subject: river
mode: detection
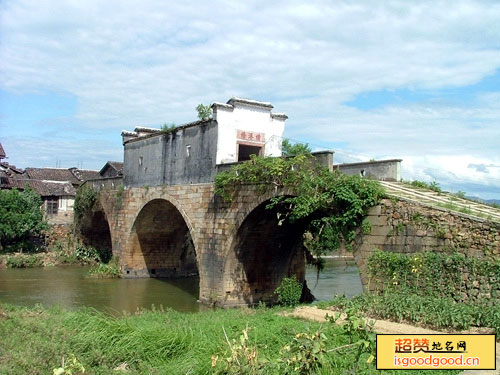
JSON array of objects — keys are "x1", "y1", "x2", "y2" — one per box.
[{"x1": 0, "y1": 258, "x2": 362, "y2": 314}]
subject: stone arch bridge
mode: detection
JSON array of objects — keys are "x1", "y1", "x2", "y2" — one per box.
[{"x1": 81, "y1": 178, "x2": 500, "y2": 307}]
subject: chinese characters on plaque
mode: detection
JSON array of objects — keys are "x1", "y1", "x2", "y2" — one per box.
[{"x1": 237, "y1": 130, "x2": 265, "y2": 143}]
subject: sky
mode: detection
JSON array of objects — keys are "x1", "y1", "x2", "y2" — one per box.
[{"x1": 0, "y1": 0, "x2": 499, "y2": 199}]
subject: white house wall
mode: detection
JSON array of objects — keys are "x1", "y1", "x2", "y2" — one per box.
[{"x1": 214, "y1": 99, "x2": 286, "y2": 165}]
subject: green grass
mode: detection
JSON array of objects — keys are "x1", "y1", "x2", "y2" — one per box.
[
  {"x1": 317, "y1": 293, "x2": 500, "y2": 335},
  {"x1": 4, "y1": 253, "x2": 43, "y2": 268},
  {"x1": 0, "y1": 303, "x2": 460, "y2": 375},
  {"x1": 87, "y1": 257, "x2": 121, "y2": 278}
]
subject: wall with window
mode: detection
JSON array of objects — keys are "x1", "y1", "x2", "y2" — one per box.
[{"x1": 43, "y1": 195, "x2": 75, "y2": 225}]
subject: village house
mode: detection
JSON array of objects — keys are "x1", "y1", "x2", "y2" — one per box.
[{"x1": 0, "y1": 142, "x2": 102, "y2": 225}]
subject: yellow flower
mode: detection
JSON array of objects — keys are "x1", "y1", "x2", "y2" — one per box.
[{"x1": 211, "y1": 354, "x2": 218, "y2": 367}]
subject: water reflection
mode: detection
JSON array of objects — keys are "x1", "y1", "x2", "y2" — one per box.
[
  {"x1": 0, "y1": 258, "x2": 363, "y2": 314},
  {"x1": 0, "y1": 266, "x2": 199, "y2": 315},
  {"x1": 305, "y1": 257, "x2": 363, "y2": 301}
]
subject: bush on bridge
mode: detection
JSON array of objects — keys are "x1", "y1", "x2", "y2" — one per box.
[
  {"x1": 73, "y1": 184, "x2": 98, "y2": 225},
  {"x1": 214, "y1": 154, "x2": 385, "y2": 264}
]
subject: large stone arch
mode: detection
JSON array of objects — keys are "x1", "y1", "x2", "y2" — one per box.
[
  {"x1": 221, "y1": 194, "x2": 309, "y2": 306},
  {"x1": 122, "y1": 196, "x2": 198, "y2": 278},
  {"x1": 221, "y1": 187, "x2": 296, "y2": 252}
]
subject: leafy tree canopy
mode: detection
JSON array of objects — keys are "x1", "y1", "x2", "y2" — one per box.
[
  {"x1": 214, "y1": 154, "x2": 384, "y2": 266},
  {"x1": 0, "y1": 188, "x2": 47, "y2": 249},
  {"x1": 281, "y1": 139, "x2": 312, "y2": 156}
]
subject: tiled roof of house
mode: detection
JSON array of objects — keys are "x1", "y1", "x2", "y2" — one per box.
[
  {"x1": 0, "y1": 162, "x2": 24, "y2": 175},
  {"x1": 25, "y1": 168, "x2": 81, "y2": 185},
  {"x1": 0, "y1": 170, "x2": 11, "y2": 188},
  {"x1": 24, "y1": 167, "x2": 99, "y2": 185},
  {"x1": 69, "y1": 168, "x2": 100, "y2": 182},
  {"x1": 99, "y1": 161, "x2": 123, "y2": 176},
  {"x1": 10, "y1": 178, "x2": 76, "y2": 196},
  {"x1": 108, "y1": 161, "x2": 123, "y2": 172},
  {"x1": 0, "y1": 143, "x2": 5, "y2": 159}
]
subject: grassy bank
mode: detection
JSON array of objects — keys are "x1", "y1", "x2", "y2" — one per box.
[
  {"x1": 317, "y1": 293, "x2": 500, "y2": 336},
  {"x1": 0, "y1": 228, "x2": 117, "y2": 275},
  {"x1": 0, "y1": 303, "x2": 460, "y2": 375}
]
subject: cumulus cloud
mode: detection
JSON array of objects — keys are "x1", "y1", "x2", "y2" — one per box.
[{"x1": 0, "y1": 0, "x2": 499, "y2": 197}]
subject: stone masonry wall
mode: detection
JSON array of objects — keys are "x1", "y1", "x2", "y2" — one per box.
[{"x1": 354, "y1": 198, "x2": 500, "y2": 301}]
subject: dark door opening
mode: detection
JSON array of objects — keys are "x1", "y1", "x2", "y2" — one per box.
[{"x1": 238, "y1": 144, "x2": 262, "y2": 162}]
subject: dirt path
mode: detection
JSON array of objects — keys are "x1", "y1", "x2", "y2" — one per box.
[{"x1": 285, "y1": 306, "x2": 499, "y2": 375}]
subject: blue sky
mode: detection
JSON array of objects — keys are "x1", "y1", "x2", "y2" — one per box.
[{"x1": 0, "y1": 0, "x2": 499, "y2": 199}]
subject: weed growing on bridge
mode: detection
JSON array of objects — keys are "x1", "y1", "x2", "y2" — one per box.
[
  {"x1": 114, "y1": 184, "x2": 124, "y2": 210},
  {"x1": 367, "y1": 250, "x2": 500, "y2": 304},
  {"x1": 214, "y1": 154, "x2": 384, "y2": 267},
  {"x1": 74, "y1": 185, "x2": 98, "y2": 225},
  {"x1": 160, "y1": 123, "x2": 177, "y2": 134}
]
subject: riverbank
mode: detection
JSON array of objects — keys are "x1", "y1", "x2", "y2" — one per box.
[{"x1": 0, "y1": 303, "x2": 459, "y2": 375}]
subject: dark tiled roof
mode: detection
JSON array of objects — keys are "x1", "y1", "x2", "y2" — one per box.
[
  {"x1": 25, "y1": 168, "x2": 81, "y2": 185},
  {"x1": 108, "y1": 161, "x2": 123, "y2": 172},
  {"x1": 69, "y1": 168, "x2": 100, "y2": 182},
  {"x1": 10, "y1": 178, "x2": 76, "y2": 196},
  {"x1": 0, "y1": 143, "x2": 5, "y2": 159},
  {"x1": 99, "y1": 161, "x2": 123, "y2": 177},
  {"x1": 0, "y1": 170, "x2": 11, "y2": 188},
  {"x1": 0, "y1": 162, "x2": 24, "y2": 175}
]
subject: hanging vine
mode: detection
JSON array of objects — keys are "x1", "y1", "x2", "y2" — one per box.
[{"x1": 214, "y1": 154, "x2": 385, "y2": 267}]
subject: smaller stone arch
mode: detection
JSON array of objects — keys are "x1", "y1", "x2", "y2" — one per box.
[
  {"x1": 122, "y1": 196, "x2": 198, "y2": 279},
  {"x1": 79, "y1": 201, "x2": 113, "y2": 262}
]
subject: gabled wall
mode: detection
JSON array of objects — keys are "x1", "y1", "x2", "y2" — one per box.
[{"x1": 213, "y1": 98, "x2": 286, "y2": 164}]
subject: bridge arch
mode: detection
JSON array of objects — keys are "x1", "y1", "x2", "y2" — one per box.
[
  {"x1": 222, "y1": 194, "x2": 308, "y2": 306},
  {"x1": 122, "y1": 196, "x2": 198, "y2": 278},
  {"x1": 79, "y1": 202, "x2": 113, "y2": 262}
]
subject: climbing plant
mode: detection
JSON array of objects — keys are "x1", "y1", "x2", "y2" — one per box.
[
  {"x1": 73, "y1": 185, "x2": 98, "y2": 225},
  {"x1": 214, "y1": 154, "x2": 384, "y2": 265}
]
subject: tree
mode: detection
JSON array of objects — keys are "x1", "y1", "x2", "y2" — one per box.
[
  {"x1": 0, "y1": 188, "x2": 48, "y2": 251},
  {"x1": 282, "y1": 139, "x2": 312, "y2": 156},
  {"x1": 196, "y1": 103, "x2": 213, "y2": 120}
]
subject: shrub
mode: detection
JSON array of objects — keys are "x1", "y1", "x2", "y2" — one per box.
[
  {"x1": 87, "y1": 257, "x2": 121, "y2": 278},
  {"x1": 275, "y1": 275, "x2": 302, "y2": 307},
  {"x1": 0, "y1": 188, "x2": 47, "y2": 250},
  {"x1": 6, "y1": 254, "x2": 43, "y2": 268}
]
